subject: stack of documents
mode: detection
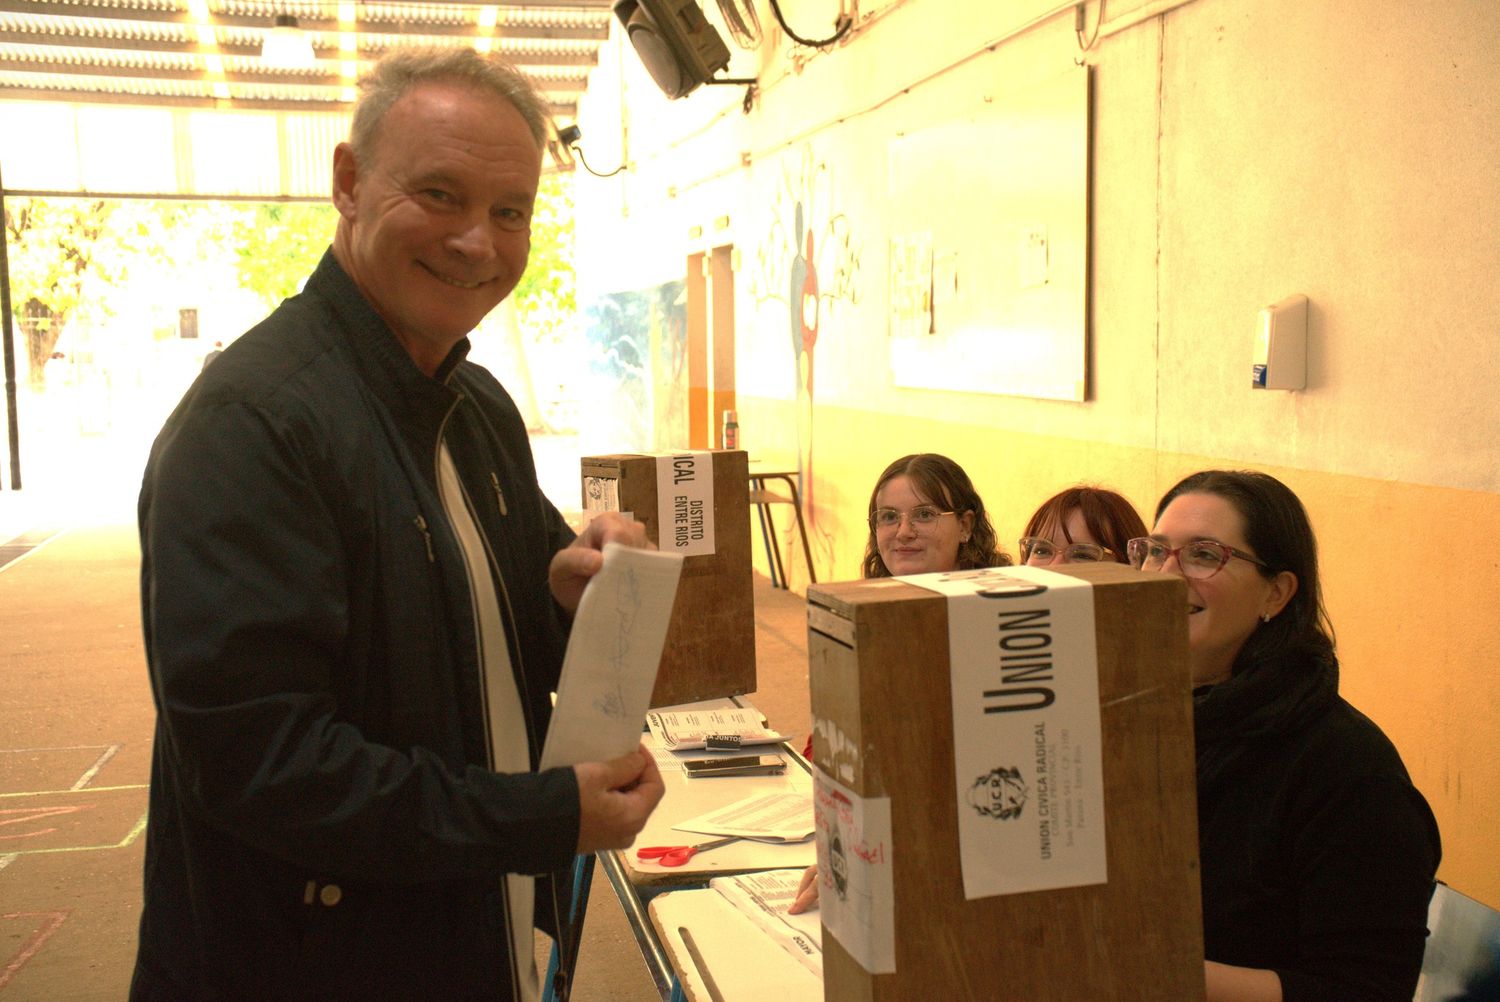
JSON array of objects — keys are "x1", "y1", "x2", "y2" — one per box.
[{"x1": 647, "y1": 707, "x2": 786, "y2": 750}]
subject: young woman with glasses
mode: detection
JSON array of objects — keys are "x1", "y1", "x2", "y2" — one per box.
[
  {"x1": 861, "y1": 453, "x2": 1010, "y2": 577},
  {"x1": 1018, "y1": 485, "x2": 1147, "y2": 567},
  {"x1": 1133, "y1": 470, "x2": 1439, "y2": 1002},
  {"x1": 791, "y1": 454, "x2": 1009, "y2": 915}
]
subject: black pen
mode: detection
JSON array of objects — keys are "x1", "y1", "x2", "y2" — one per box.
[{"x1": 678, "y1": 926, "x2": 727, "y2": 1002}]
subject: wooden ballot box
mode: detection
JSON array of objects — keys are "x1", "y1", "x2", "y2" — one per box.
[
  {"x1": 806, "y1": 563, "x2": 1203, "y2": 1001},
  {"x1": 580, "y1": 451, "x2": 755, "y2": 707}
]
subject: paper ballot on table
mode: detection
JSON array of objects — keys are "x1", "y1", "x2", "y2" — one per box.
[
  {"x1": 673, "y1": 792, "x2": 815, "y2": 842},
  {"x1": 540, "y1": 543, "x2": 684, "y2": 770},
  {"x1": 709, "y1": 869, "x2": 823, "y2": 978}
]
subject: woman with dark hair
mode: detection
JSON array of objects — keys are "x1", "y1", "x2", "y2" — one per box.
[
  {"x1": 1130, "y1": 470, "x2": 1439, "y2": 1002},
  {"x1": 861, "y1": 453, "x2": 1009, "y2": 578},
  {"x1": 1018, "y1": 485, "x2": 1147, "y2": 566}
]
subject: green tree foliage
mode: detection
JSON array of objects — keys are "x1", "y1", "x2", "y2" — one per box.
[
  {"x1": 512, "y1": 171, "x2": 575, "y2": 344},
  {"x1": 3, "y1": 181, "x2": 570, "y2": 389},
  {"x1": 231, "y1": 202, "x2": 338, "y2": 310},
  {"x1": 3, "y1": 197, "x2": 116, "y2": 384},
  {"x1": 226, "y1": 182, "x2": 572, "y2": 328}
]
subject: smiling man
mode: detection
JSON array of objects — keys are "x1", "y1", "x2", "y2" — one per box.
[
  {"x1": 133, "y1": 50, "x2": 663, "y2": 1001},
  {"x1": 331, "y1": 67, "x2": 540, "y2": 375}
]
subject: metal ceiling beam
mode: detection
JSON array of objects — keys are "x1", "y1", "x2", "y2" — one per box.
[
  {"x1": 0, "y1": 82, "x2": 578, "y2": 118},
  {"x1": 0, "y1": 57, "x2": 587, "y2": 90}
]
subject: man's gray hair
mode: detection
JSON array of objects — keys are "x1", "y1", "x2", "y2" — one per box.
[{"x1": 349, "y1": 48, "x2": 551, "y2": 163}]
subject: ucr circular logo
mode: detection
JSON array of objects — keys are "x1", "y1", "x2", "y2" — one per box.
[
  {"x1": 967, "y1": 766, "x2": 1029, "y2": 820},
  {"x1": 828, "y1": 827, "x2": 849, "y2": 900}
]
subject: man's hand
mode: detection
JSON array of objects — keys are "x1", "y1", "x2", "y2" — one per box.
[
  {"x1": 549, "y1": 512, "x2": 649, "y2": 614},
  {"x1": 574, "y1": 745, "x2": 665, "y2": 854}
]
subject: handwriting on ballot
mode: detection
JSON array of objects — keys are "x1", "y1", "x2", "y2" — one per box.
[
  {"x1": 812, "y1": 773, "x2": 894, "y2": 974},
  {"x1": 907, "y1": 565, "x2": 1107, "y2": 900},
  {"x1": 539, "y1": 543, "x2": 684, "y2": 770},
  {"x1": 655, "y1": 452, "x2": 716, "y2": 556}
]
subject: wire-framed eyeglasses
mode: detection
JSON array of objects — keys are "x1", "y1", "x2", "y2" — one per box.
[
  {"x1": 1019, "y1": 537, "x2": 1112, "y2": 565},
  {"x1": 1126, "y1": 537, "x2": 1269, "y2": 579},
  {"x1": 870, "y1": 505, "x2": 955, "y2": 532}
]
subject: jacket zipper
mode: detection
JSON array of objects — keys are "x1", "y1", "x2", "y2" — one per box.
[
  {"x1": 436, "y1": 389, "x2": 572, "y2": 997},
  {"x1": 491, "y1": 472, "x2": 508, "y2": 516},
  {"x1": 412, "y1": 515, "x2": 435, "y2": 563}
]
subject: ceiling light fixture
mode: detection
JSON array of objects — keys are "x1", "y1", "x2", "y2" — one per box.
[{"x1": 261, "y1": 14, "x2": 317, "y2": 70}]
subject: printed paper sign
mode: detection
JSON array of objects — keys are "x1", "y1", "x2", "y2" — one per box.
[
  {"x1": 812, "y1": 772, "x2": 894, "y2": 974},
  {"x1": 580, "y1": 476, "x2": 632, "y2": 529},
  {"x1": 583, "y1": 475, "x2": 620, "y2": 513},
  {"x1": 907, "y1": 565, "x2": 1106, "y2": 899},
  {"x1": 655, "y1": 452, "x2": 716, "y2": 556}
]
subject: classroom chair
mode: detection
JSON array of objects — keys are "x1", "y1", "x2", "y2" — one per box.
[
  {"x1": 748, "y1": 470, "x2": 815, "y2": 590},
  {"x1": 1415, "y1": 880, "x2": 1500, "y2": 1001}
]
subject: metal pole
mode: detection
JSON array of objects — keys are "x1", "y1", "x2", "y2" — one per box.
[{"x1": 0, "y1": 163, "x2": 22, "y2": 490}]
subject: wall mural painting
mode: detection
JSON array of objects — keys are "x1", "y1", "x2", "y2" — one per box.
[
  {"x1": 582, "y1": 280, "x2": 688, "y2": 453},
  {"x1": 748, "y1": 147, "x2": 863, "y2": 577}
]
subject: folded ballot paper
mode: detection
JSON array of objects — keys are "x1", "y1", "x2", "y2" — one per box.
[
  {"x1": 646, "y1": 707, "x2": 786, "y2": 751},
  {"x1": 540, "y1": 543, "x2": 684, "y2": 770}
]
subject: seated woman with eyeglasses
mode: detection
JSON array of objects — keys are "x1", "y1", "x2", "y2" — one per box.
[
  {"x1": 862, "y1": 453, "x2": 1010, "y2": 577},
  {"x1": 1130, "y1": 470, "x2": 1439, "y2": 1002},
  {"x1": 791, "y1": 455, "x2": 1006, "y2": 913},
  {"x1": 1017, "y1": 485, "x2": 1147, "y2": 567}
]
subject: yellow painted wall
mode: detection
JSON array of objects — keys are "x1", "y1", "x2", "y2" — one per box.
[
  {"x1": 575, "y1": 0, "x2": 1500, "y2": 904},
  {"x1": 784, "y1": 404, "x2": 1500, "y2": 905}
]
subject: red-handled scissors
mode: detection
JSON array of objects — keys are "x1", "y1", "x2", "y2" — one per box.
[{"x1": 635, "y1": 836, "x2": 742, "y2": 867}]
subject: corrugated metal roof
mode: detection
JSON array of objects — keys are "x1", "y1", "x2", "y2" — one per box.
[
  {"x1": 0, "y1": 0, "x2": 613, "y2": 195},
  {"x1": 0, "y1": 0, "x2": 610, "y2": 116}
]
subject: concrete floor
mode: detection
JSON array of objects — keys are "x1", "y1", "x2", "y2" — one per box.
[{"x1": 0, "y1": 502, "x2": 811, "y2": 1000}]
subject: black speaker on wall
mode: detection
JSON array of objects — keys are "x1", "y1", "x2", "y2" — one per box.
[{"x1": 613, "y1": 0, "x2": 731, "y2": 99}]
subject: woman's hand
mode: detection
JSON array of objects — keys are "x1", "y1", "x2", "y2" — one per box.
[
  {"x1": 787, "y1": 863, "x2": 820, "y2": 914},
  {"x1": 1203, "y1": 960, "x2": 1282, "y2": 1002}
]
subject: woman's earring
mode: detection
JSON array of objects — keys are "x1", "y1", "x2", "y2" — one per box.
[{"x1": 1261, "y1": 612, "x2": 1273, "y2": 623}]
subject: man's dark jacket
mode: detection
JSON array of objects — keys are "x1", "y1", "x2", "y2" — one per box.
[{"x1": 132, "y1": 252, "x2": 581, "y2": 1000}]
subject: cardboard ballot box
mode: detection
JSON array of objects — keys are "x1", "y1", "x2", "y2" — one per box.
[
  {"x1": 581, "y1": 451, "x2": 754, "y2": 707},
  {"x1": 806, "y1": 563, "x2": 1203, "y2": 1001}
]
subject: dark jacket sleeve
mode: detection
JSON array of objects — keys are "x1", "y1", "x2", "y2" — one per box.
[{"x1": 141, "y1": 396, "x2": 580, "y2": 884}]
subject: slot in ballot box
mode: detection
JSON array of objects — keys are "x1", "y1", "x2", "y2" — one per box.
[
  {"x1": 806, "y1": 563, "x2": 1204, "y2": 1001},
  {"x1": 581, "y1": 450, "x2": 755, "y2": 707}
]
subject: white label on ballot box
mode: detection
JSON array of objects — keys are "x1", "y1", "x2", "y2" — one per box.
[
  {"x1": 812, "y1": 772, "x2": 894, "y2": 974},
  {"x1": 910, "y1": 565, "x2": 1106, "y2": 899},
  {"x1": 655, "y1": 452, "x2": 716, "y2": 556},
  {"x1": 583, "y1": 475, "x2": 620, "y2": 512}
]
